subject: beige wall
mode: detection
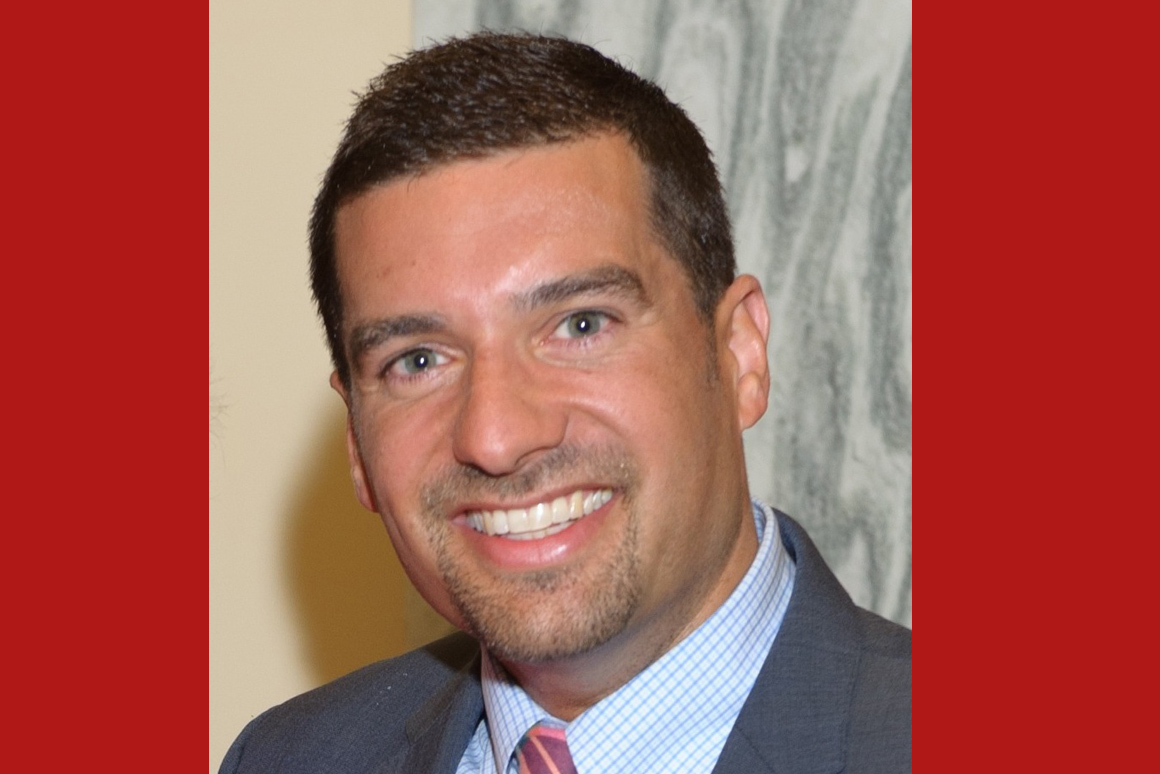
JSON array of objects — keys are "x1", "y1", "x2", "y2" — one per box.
[{"x1": 209, "y1": 1, "x2": 452, "y2": 769}]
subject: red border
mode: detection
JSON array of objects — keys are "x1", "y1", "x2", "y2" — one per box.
[
  {"x1": 924, "y1": 3, "x2": 1158, "y2": 769},
  {"x1": 8, "y1": 3, "x2": 207, "y2": 767}
]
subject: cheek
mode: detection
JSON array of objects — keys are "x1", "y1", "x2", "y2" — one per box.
[
  {"x1": 355, "y1": 401, "x2": 453, "y2": 502},
  {"x1": 377, "y1": 501, "x2": 468, "y2": 630},
  {"x1": 589, "y1": 356, "x2": 718, "y2": 442},
  {"x1": 355, "y1": 420, "x2": 454, "y2": 570},
  {"x1": 591, "y1": 357, "x2": 730, "y2": 502}
]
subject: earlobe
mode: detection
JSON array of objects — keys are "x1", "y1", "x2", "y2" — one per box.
[
  {"x1": 330, "y1": 371, "x2": 379, "y2": 513},
  {"x1": 720, "y1": 275, "x2": 771, "y2": 430}
]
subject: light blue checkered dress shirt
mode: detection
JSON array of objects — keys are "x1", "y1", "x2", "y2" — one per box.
[{"x1": 455, "y1": 499, "x2": 796, "y2": 774}]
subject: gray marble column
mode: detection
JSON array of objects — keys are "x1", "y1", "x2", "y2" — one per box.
[{"x1": 416, "y1": 0, "x2": 912, "y2": 626}]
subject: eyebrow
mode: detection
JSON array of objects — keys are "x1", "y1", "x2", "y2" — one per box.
[
  {"x1": 348, "y1": 314, "x2": 446, "y2": 364},
  {"x1": 346, "y1": 264, "x2": 650, "y2": 364},
  {"x1": 513, "y1": 264, "x2": 649, "y2": 311}
]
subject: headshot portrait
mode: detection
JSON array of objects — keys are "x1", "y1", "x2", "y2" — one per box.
[{"x1": 210, "y1": 2, "x2": 911, "y2": 772}]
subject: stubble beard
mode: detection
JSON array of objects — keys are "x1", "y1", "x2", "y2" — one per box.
[{"x1": 420, "y1": 445, "x2": 642, "y2": 663}]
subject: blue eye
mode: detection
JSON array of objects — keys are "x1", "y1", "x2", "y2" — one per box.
[
  {"x1": 556, "y1": 311, "x2": 607, "y2": 339},
  {"x1": 391, "y1": 348, "x2": 441, "y2": 375}
]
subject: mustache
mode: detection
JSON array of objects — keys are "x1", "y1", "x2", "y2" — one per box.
[{"x1": 421, "y1": 444, "x2": 636, "y2": 517}]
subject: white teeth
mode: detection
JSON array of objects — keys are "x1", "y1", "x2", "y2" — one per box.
[
  {"x1": 505, "y1": 522, "x2": 572, "y2": 541},
  {"x1": 507, "y1": 508, "x2": 528, "y2": 533},
  {"x1": 550, "y1": 496, "x2": 569, "y2": 524},
  {"x1": 491, "y1": 510, "x2": 508, "y2": 535},
  {"x1": 465, "y1": 488, "x2": 613, "y2": 539}
]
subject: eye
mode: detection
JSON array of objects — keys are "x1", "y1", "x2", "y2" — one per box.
[
  {"x1": 553, "y1": 310, "x2": 609, "y2": 340},
  {"x1": 387, "y1": 347, "x2": 445, "y2": 377}
]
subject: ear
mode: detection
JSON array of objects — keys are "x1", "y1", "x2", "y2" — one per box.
[
  {"x1": 330, "y1": 371, "x2": 378, "y2": 513},
  {"x1": 717, "y1": 275, "x2": 771, "y2": 430}
]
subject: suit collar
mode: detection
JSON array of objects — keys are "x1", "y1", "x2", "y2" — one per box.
[
  {"x1": 713, "y1": 511, "x2": 863, "y2": 774},
  {"x1": 397, "y1": 640, "x2": 485, "y2": 774}
]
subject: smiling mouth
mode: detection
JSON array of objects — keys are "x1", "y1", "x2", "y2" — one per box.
[{"x1": 464, "y1": 489, "x2": 613, "y2": 541}]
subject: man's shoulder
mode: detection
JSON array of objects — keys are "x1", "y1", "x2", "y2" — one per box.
[
  {"x1": 849, "y1": 605, "x2": 911, "y2": 706},
  {"x1": 279, "y1": 630, "x2": 478, "y2": 717},
  {"x1": 741, "y1": 508, "x2": 910, "y2": 772},
  {"x1": 777, "y1": 509, "x2": 911, "y2": 708},
  {"x1": 844, "y1": 608, "x2": 911, "y2": 770},
  {"x1": 854, "y1": 605, "x2": 912, "y2": 661},
  {"x1": 218, "y1": 632, "x2": 480, "y2": 773}
]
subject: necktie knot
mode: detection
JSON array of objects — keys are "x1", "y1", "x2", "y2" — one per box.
[{"x1": 515, "y1": 721, "x2": 578, "y2": 774}]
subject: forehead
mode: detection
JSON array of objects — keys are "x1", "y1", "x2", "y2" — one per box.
[{"x1": 333, "y1": 134, "x2": 672, "y2": 322}]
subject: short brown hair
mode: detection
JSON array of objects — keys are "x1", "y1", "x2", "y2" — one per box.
[{"x1": 310, "y1": 32, "x2": 736, "y2": 386}]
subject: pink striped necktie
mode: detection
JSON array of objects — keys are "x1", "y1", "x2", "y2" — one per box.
[{"x1": 514, "y1": 722, "x2": 578, "y2": 774}]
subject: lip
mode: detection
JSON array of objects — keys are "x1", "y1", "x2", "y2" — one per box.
[{"x1": 454, "y1": 490, "x2": 619, "y2": 570}]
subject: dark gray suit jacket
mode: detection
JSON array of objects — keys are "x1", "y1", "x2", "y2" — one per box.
[{"x1": 220, "y1": 512, "x2": 911, "y2": 773}]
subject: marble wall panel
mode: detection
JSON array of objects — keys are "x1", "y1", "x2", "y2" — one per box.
[{"x1": 416, "y1": 0, "x2": 912, "y2": 626}]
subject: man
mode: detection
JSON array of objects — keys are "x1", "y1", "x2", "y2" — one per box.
[{"x1": 221, "y1": 31, "x2": 910, "y2": 773}]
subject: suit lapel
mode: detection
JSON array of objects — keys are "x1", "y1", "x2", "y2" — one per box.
[
  {"x1": 390, "y1": 648, "x2": 485, "y2": 774},
  {"x1": 712, "y1": 513, "x2": 864, "y2": 774}
]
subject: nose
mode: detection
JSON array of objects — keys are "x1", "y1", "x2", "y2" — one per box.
[{"x1": 450, "y1": 351, "x2": 567, "y2": 476}]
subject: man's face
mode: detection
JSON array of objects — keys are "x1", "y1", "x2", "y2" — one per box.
[{"x1": 333, "y1": 134, "x2": 769, "y2": 669}]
